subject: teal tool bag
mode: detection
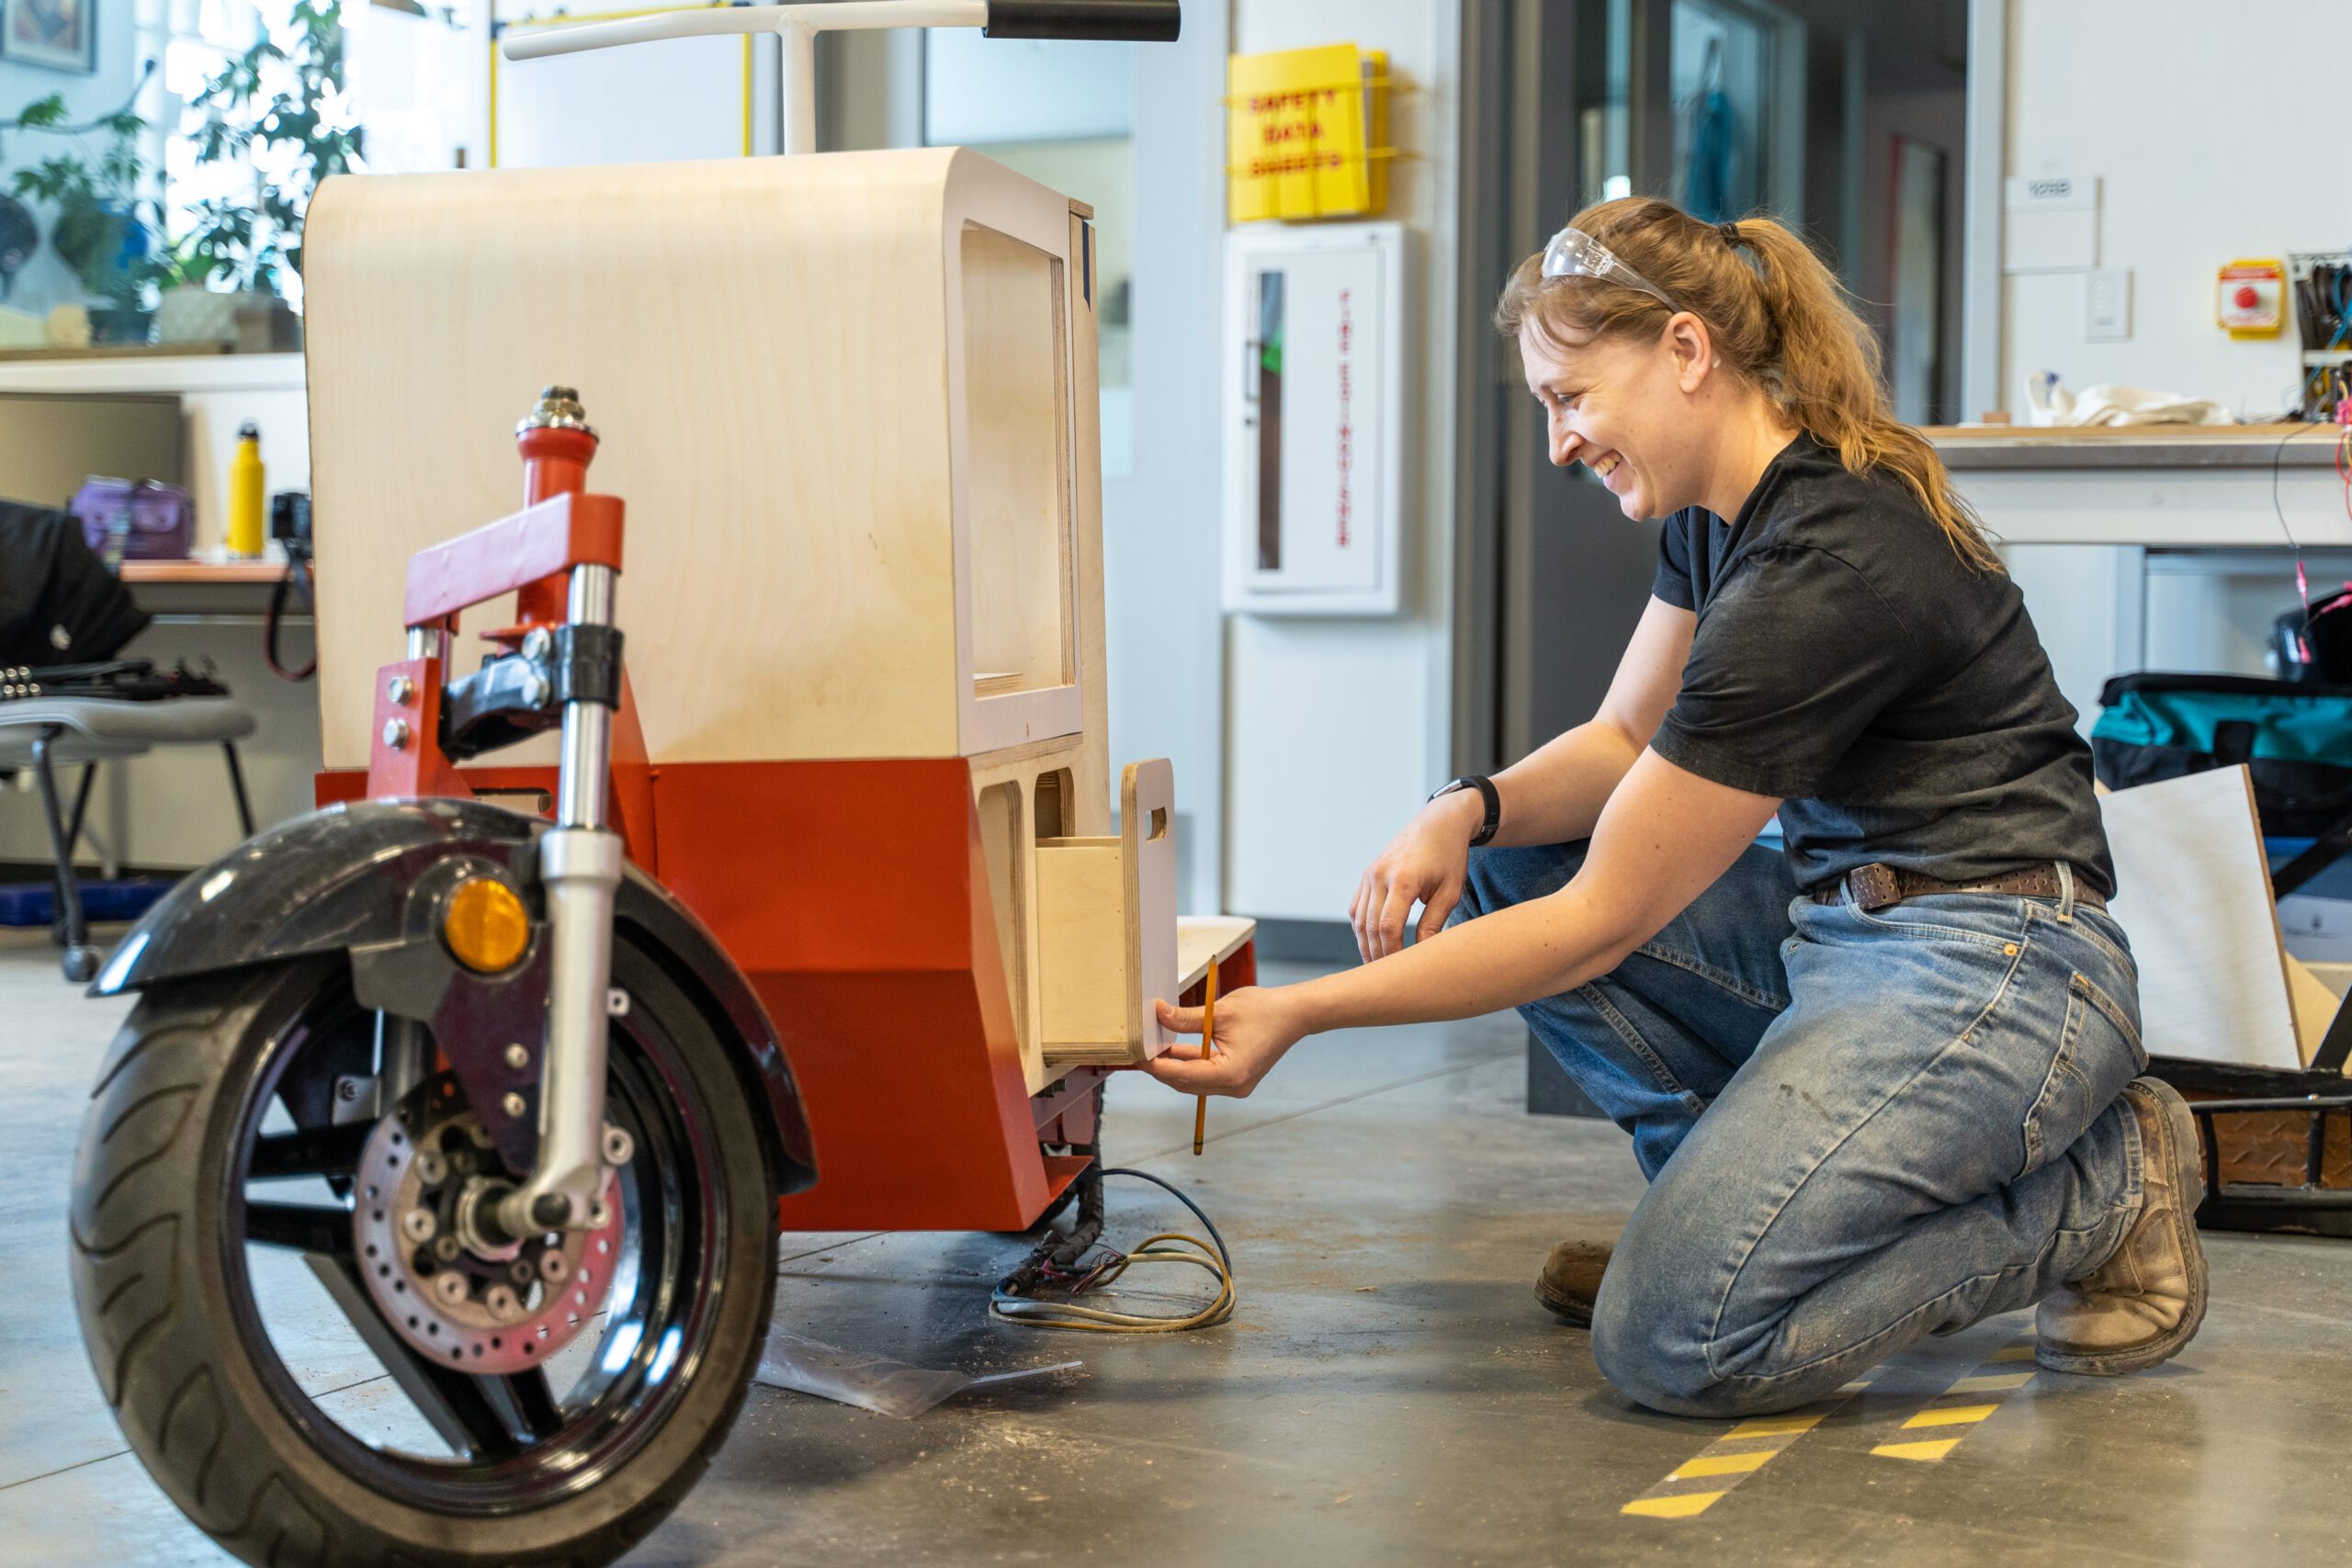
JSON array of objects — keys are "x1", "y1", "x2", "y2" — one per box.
[{"x1": 2092, "y1": 672, "x2": 2352, "y2": 837}]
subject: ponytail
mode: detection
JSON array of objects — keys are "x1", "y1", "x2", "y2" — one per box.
[{"x1": 1495, "y1": 198, "x2": 1999, "y2": 572}]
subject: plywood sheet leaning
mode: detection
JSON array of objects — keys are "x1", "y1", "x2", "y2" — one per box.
[
  {"x1": 2100, "y1": 765, "x2": 2305, "y2": 1070},
  {"x1": 2282, "y1": 953, "x2": 2345, "y2": 1068}
]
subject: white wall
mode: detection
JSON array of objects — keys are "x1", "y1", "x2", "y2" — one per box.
[
  {"x1": 1992, "y1": 0, "x2": 2352, "y2": 727},
  {"x1": 1223, "y1": 0, "x2": 1460, "y2": 922},
  {"x1": 2001, "y1": 0, "x2": 2352, "y2": 420},
  {"x1": 1102, "y1": 9, "x2": 1227, "y2": 918}
]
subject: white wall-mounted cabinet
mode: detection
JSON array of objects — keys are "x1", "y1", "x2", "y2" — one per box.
[{"x1": 1221, "y1": 221, "x2": 1407, "y2": 616}]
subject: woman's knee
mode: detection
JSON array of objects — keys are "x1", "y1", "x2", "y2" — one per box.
[
  {"x1": 1589, "y1": 1263, "x2": 1732, "y2": 1416},
  {"x1": 1589, "y1": 1288, "x2": 1804, "y2": 1418},
  {"x1": 1587, "y1": 1214, "x2": 1808, "y2": 1420}
]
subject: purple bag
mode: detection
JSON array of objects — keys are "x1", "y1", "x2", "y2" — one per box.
[{"x1": 71, "y1": 477, "x2": 196, "y2": 567}]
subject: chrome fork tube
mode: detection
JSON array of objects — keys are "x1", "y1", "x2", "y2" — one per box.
[
  {"x1": 556, "y1": 566, "x2": 615, "y2": 829},
  {"x1": 503, "y1": 562, "x2": 623, "y2": 1235}
]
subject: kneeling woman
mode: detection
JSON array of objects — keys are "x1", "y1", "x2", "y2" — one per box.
[{"x1": 1144, "y1": 197, "x2": 2203, "y2": 1417}]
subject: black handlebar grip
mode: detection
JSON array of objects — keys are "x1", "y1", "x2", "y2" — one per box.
[{"x1": 983, "y1": 2, "x2": 1182, "y2": 43}]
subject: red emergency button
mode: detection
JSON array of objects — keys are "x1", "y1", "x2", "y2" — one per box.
[{"x1": 2234, "y1": 285, "x2": 2260, "y2": 309}]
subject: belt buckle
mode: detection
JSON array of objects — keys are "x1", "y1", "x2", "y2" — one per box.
[{"x1": 1849, "y1": 863, "x2": 1903, "y2": 911}]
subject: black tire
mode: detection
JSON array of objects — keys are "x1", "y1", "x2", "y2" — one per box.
[{"x1": 67, "y1": 945, "x2": 779, "y2": 1567}]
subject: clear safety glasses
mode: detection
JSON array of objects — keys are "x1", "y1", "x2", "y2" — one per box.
[{"x1": 1541, "y1": 224, "x2": 1683, "y2": 314}]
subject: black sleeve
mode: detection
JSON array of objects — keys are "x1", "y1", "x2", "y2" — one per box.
[
  {"x1": 1651, "y1": 513, "x2": 1696, "y2": 609},
  {"x1": 1650, "y1": 545, "x2": 1917, "y2": 799}
]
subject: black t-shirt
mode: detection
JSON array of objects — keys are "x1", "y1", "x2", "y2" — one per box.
[{"x1": 1649, "y1": 434, "x2": 2116, "y2": 897}]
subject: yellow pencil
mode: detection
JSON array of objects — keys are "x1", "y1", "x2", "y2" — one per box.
[{"x1": 1193, "y1": 957, "x2": 1219, "y2": 1156}]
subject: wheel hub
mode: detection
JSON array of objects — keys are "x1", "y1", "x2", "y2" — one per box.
[{"x1": 353, "y1": 1073, "x2": 625, "y2": 1374}]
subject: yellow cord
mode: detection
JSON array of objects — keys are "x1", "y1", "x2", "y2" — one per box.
[{"x1": 989, "y1": 1233, "x2": 1235, "y2": 1333}]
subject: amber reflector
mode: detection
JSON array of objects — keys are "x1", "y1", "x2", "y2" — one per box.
[{"x1": 443, "y1": 878, "x2": 530, "y2": 972}]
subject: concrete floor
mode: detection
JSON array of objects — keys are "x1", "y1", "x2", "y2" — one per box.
[{"x1": 2, "y1": 927, "x2": 2347, "y2": 1567}]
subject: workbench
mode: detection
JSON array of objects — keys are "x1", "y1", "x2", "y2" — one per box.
[{"x1": 1931, "y1": 424, "x2": 2352, "y2": 745}]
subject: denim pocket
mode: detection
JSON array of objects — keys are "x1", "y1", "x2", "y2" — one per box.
[
  {"x1": 2073, "y1": 969, "x2": 2146, "y2": 1071},
  {"x1": 2022, "y1": 973, "x2": 2139, "y2": 1177}
]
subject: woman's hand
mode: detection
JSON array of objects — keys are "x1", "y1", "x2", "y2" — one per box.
[
  {"x1": 1351, "y1": 791, "x2": 1483, "y2": 963},
  {"x1": 1142, "y1": 986, "x2": 1310, "y2": 1099}
]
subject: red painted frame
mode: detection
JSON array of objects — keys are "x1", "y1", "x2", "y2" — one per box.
[{"x1": 325, "y1": 417, "x2": 1254, "y2": 1234}]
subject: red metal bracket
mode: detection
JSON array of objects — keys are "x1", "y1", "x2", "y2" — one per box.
[
  {"x1": 366, "y1": 656, "x2": 471, "y2": 801},
  {"x1": 402, "y1": 491, "x2": 626, "y2": 631}
]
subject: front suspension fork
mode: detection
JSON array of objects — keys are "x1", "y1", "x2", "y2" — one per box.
[{"x1": 501, "y1": 559, "x2": 625, "y2": 1237}]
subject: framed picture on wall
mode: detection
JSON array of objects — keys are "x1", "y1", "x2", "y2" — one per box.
[{"x1": 2, "y1": 0, "x2": 97, "y2": 74}]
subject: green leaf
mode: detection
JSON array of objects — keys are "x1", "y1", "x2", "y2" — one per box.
[{"x1": 16, "y1": 95, "x2": 69, "y2": 130}]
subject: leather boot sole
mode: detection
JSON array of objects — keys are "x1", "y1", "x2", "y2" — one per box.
[
  {"x1": 2037, "y1": 1081, "x2": 2210, "y2": 1377},
  {"x1": 1533, "y1": 1277, "x2": 1594, "y2": 1327},
  {"x1": 1533, "y1": 1236, "x2": 1609, "y2": 1327}
]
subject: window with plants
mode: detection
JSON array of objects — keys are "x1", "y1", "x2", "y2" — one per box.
[{"x1": 2, "y1": 0, "x2": 364, "y2": 351}]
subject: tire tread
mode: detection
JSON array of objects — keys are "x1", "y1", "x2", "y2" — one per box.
[{"x1": 68, "y1": 957, "x2": 776, "y2": 1568}]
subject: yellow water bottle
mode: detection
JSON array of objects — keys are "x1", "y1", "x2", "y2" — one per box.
[{"x1": 227, "y1": 421, "x2": 266, "y2": 558}]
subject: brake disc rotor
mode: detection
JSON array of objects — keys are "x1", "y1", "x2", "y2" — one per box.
[{"x1": 352, "y1": 1073, "x2": 626, "y2": 1376}]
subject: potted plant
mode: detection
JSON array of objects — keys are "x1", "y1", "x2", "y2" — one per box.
[
  {"x1": 164, "y1": 0, "x2": 364, "y2": 349},
  {"x1": 5, "y1": 96, "x2": 165, "y2": 345},
  {"x1": 151, "y1": 230, "x2": 239, "y2": 345}
]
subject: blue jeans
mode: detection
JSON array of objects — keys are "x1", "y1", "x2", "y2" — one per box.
[{"x1": 1461, "y1": 840, "x2": 2150, "y2": 1417}]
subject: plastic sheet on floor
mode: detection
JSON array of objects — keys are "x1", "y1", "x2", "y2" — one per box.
[{"x1": 753, "y1": 1328, "x2": 1082, "y2": 1418}]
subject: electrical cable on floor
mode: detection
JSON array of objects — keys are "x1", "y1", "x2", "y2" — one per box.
[{"x1": 990, "y1": 1166, "x2": 1235, "y2": 1333}]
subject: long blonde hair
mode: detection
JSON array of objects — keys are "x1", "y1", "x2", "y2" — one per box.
[{"x1": 1495, "y1": 197, "x2": 1998, "y2": 572}]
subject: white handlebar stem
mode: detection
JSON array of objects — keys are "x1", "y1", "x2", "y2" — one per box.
[{"x1": 502, "y1": 1, "x2": 990, "y2": 154}]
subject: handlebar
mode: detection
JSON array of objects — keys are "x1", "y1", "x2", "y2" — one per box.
[
  {"x1": 501, "y1": 0, "x2": 1180, "y2": 154},
  {"x1": 503, "y1": 1, "x2": 1178, "y2": 62},
  {"x1": 983, "y1": 1, "x2": 1181, "y2": 40}
]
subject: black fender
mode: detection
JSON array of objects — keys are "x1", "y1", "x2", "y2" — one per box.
[{"x1": 95, "y1": 796, "x2": 815, "y2": 1197}]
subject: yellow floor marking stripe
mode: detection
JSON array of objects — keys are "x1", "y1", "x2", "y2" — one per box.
[
  {"x1": 1942, "y1": 1371, "x2": 2036, "y2": 1395},
  {"x1": 1725, "y1": 1413, "x2": 1825, "y2": 1438},
  {"x1": 1623, "y1": 1492, "x2": 1727, "y2": 1519},
  {"x1": 1671, "y1": 1449, "x2": 1777, "y2": 1480},
  {"x1": 1903, "y1": 1403, "x2": 1999, "y2": 1428},
  {"x1": 1871, "y1": 1437, "x2": 1963, "y2": 1462},
  {"x1": 1622, "y1": 1383, "x2": 1872, "y2": 1520},
  {"x1": 1868, "y1": 1331, "x2": 2040, "y2": 1465}
]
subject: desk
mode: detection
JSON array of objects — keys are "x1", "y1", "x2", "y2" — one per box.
[
  {"x1": 119, "y1": 560, "x2": 300, "y2": 628},
  {"x1": 1928, "y1": 424, "x2": 2352, "y2": 751},
  {"x1": 1930, "y1": 425, "x2": 2350, "y2": 547},
  {"x1": 119, "y1": 560, "x2": 288, "y2": 584}
]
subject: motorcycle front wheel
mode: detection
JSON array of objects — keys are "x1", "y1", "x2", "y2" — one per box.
[{"x1": 67, "y1": 941, "x2": 779, "y2": 1567}]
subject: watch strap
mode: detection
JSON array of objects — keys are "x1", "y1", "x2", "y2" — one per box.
[{"x1": 1430, "y1": 774, "x2": 1500, "y2": 848}]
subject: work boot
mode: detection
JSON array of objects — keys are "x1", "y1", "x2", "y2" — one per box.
[
  {"x1": 1535, "y1": 1236, "x2": 1612, "y2": 1327},
  {"x1": 2036, "y1": 1077, "x2": 2210, "y2": 1376}
]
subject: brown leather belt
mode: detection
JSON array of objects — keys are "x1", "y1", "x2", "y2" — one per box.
[{"x1": 1810, "y1": 862, "x2": 2106, "y2": 913}]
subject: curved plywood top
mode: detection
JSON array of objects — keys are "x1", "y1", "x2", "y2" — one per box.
[{"x1": 303, "y1": 147, "x2": 1091, "y2": 769}]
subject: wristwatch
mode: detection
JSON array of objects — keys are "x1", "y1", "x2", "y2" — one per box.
[{"x1": 1428, "y1": 775, "x2": 1500, "y2": 848}]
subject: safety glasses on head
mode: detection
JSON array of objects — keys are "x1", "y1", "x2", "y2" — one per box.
[{"x1": 1541, "y1": 224, "x2": 1683, "y2": 314}]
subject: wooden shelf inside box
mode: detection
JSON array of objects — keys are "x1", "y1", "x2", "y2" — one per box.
[{"x1": 1036, "y1": 759, "x2": 1176, "y2": 1067}]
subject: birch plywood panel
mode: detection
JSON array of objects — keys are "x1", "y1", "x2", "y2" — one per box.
[
  {"x1": 302, "y1": 148, "x2": 1081, "y2": 769},
  {"x1": 1036, "y1": 759, "x2": 1176, "y2": 1067},
  {"x1": 961, "y1": 224, "x2": 1072, "y2": 697},
  {"x1": 1036, "y1": 836, "x2": 1125, "y2": 1047},
  {"x1": 2100, "y1": 766, "x2": 2303, "y2": 1070}
]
